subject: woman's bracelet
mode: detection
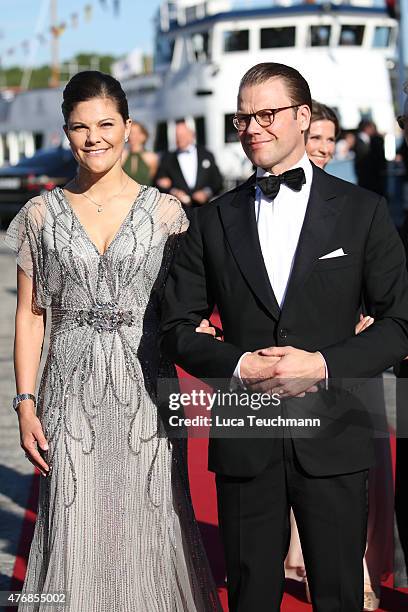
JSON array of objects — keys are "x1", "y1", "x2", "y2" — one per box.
[{"x1": 13, "y1": 393, "x2": 36, "y2": 412}]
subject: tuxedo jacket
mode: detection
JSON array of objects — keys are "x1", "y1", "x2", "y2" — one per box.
[
  {"x1": 155, "y1": 145, "x2": 223, "y2": 206},
  {"x1": 161, "y1": 165, "x2": 408, "y2": 478},
  {"x1": 354, "y1": 134, "x2": 386, "y2": 196}
]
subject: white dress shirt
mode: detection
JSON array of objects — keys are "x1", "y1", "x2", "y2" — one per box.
[
  {"x1": 233, "y1": 153, "x2": 327, "y2": 381},
  {"x1": 256, "y1": 152, "x2": 312, "y2": 307},
  {"x1": 177, "y1": 144, "x2": 198, "y2": 190}
]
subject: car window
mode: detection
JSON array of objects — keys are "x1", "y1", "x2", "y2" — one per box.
[{"x1": 17, "y1": 148, "x2": 73, "y2": 168}]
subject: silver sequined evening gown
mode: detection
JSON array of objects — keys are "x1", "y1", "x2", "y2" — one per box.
[{"x1": 5, "y1": 186, "x2": 221, "y2": 612}]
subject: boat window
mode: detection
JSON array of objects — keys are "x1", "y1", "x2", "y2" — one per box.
[
  {"x1": 34, "y1": 133, "x2": 44, "y2": 150},
  {"x1": 186, "y1": 5, "x2": 198, "y2": 23},
  {"x1": 309, "y1": 25, "x2": 331, "y2": 47},
  {"x1": 194, "y1": 116, "x2": 206, "y2": 146},
  {"x1": 155, "y1": 36, "x2": 175, "y2": 65},
  {"x1": 339, "y1": 25, "x2": 365, "y2": 46},
  {"x1": 154, "y1": 122, "x2": 168, "y2": 153},
  {"x1": 373, "y1": 26, "x2": 391, "y2": 48},
  {"x1": 260, "y1": 27, "x2": 295, "y2": 49},
  {"x1": 225, "y1": 114, "x2": 239, "y2": 143},
  {"x1": 2, "y1": 135, "x2": 10, "y2": 163},
  {"x1": 192, "y1": 32, "x2": 210, "y2": 61},
  {"x1": 223, "y1": 30, "x2": 249, "y2": 53},
  {"x1": 359, "y1": 108, "x2": 373, "y2": 122}
]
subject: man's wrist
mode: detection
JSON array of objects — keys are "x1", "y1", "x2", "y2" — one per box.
[{"x1": 231, "y1": 352, "x2": 251, "y2": 389}]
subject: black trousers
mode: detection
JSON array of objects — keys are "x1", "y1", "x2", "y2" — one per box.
[{"x1": 216, "y1": 437, "x2": 368, "y2": 612}]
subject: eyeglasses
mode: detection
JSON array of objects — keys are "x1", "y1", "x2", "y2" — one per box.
[
  {"x1": 232, "y1": 105, "x2": 299, "y2": 131},
  {"x1": 397, "y1": 115, "x2": 407, "y2": 130}
]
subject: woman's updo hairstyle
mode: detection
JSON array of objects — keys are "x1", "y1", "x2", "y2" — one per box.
[{"x1": 62, "y1": 70, "x2": 129, "y2": 124}]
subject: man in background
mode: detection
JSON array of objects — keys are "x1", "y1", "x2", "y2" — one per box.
[
  {"x1": 354, "y1": 119, "x2": 387, "y2": 196},
  {"x1": 155, "y1": 120, "x2": 223, "y2": 216}
]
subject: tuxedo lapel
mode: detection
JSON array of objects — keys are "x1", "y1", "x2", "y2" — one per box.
[
  {"x1": 282, "y1": 166, "x2": 344, "y2": 310},
  {"x1": 219, "y1": 175, "x2": 281, "y2": 320},
  {"x1": 171, "y1": 153, "x2": 191, "y2": 193},
  {"x1": 195, "y1": 146, "x2": 204, "y2": 190}
]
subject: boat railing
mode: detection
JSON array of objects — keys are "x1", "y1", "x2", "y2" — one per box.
[{"x1": 158, "y1": 1, "x2": 388, "y2": 33}]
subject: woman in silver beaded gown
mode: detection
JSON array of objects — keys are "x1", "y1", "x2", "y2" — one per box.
[{"x1": 5, "y1": 71, "x2": 221, "y2": 612}]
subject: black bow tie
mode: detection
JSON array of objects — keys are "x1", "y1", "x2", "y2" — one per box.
[{"x1": 256, "y1": 167, "x2": 306, "y2": 200}]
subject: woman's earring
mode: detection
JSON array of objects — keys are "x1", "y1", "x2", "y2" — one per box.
[{"x1": 125, "y1": 136, "x2": 129, "y2": 143}]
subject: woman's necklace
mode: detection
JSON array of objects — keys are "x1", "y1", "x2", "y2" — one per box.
[{"x1": 75, "y1": 175, "x2": 129, "y2": 213}]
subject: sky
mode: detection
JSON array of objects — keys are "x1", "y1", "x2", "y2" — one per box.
[
  {"x1": 0, "y1": 0, "x2": 162, "y2": 69},
  {"x1": 0, "y1": 0, "x2": 405, "y2": 70}
]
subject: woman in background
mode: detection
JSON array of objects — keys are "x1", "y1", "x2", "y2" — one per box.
[
  {"x1": 305, "y1": 100, "x2": 339, "y2": 169},
  {"x1": 289, "y1": 101, "x2": 393, "y2": 611},
  {"x1": 122, "y1": 120, "x2": 158, "y2": 185}
]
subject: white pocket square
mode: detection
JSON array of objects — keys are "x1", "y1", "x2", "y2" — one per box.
[{"x1": 319, "y1": 248, "x2": 347, "y2": 260}]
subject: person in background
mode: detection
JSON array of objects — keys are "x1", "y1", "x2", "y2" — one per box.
[
  {"x1": 122, "y1": 120, "x2": 158, "y2": 185},
  {"x1": 354, "y1": 119, "x2": 387, "y2": 197},
  {"x1": 394, "y1": 88, "x2": 408, "y2": 590},
  {"x1": 336, "y1": 131, "x2": 356, "y2": 161},
  {"x1": 304, "y1": 100, "x2": 340, "y2": 169},
  {"x1": 155, "y1": 120, "x2": 223, "y2": 217}
]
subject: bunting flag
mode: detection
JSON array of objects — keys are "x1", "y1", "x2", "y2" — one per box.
[
  {"x1": 1, "y1": 1, "x2": 97, "y2": 65},
  {"x1": 50, "y1": 23, "x2": 66, "y2": 38},
  {"x1": 84, "y1": 4, "x2": 93, "y2": 22},
  {"x1": 113, "y1": 0, "x2": 120, "y2": 16}
]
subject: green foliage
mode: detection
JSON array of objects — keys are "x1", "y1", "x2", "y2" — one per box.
[{"x1": 0, "y1": 53, "x2": 118, "y2": 89}]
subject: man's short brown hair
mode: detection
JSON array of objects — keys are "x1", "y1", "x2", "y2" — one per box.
[{"x1": 239, "y1": 62, "x2": 312, "y2": 113}]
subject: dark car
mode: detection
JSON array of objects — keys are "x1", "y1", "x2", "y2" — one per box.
[{"x1": 0, "y1": 146, "x2": 77, "y2": 226}]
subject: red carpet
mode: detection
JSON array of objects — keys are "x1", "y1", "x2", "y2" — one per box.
[{"x1": 9, "y1": 310, "x2": 408, "y2": 609}]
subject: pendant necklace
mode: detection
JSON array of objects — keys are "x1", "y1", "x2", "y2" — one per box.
[{"x1": 76, "y1": 175, "x2": 129, "y2": 213}]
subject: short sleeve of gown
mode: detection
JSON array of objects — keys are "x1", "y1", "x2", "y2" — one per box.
[
  {"x1": 155, "y1": 193, "x2": 189, "y2": 292},
  {"x1": 3, "y1": 195, "x2": 50, "y2": 307},
  {"x1": 156, "y1": 193, "x2": 190, "y2": 237}
]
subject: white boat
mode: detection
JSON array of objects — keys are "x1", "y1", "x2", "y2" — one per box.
[
  {"x1": 122, "y1": 0, "x2": 399, "y2": 181},
  {"x1": 0, "y1": 0, "x2": 399, "y2": 183}
]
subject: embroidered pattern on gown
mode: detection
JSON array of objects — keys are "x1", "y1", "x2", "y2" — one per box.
[{"x1": 5, "y1": 186, "x2": 221, "y2": 612}]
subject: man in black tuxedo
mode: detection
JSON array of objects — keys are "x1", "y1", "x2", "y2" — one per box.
[
  {"x1": 155, "y1": 120, "x2": 223, "y2": 217},
  {"x1": 161, "y1": 63, "x2": 408, "y2": 611}
]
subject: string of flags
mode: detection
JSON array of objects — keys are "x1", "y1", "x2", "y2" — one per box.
[{"x1": 0, "y1": 1, "x2": 120, "y2": 61}]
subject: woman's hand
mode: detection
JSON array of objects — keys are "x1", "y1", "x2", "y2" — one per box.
[
  {"x1": 355, "y1": 314, "x2": 408, "y2": 360},
  {"x1": 195, "y1": 318, "x2": 222, "y2": 340},
  {"x1": 355, "y1": 314, "x2": 374, "y2": 335},
  {"x1": 17, "y1": 401, "x2": 50, "y2": 477}
]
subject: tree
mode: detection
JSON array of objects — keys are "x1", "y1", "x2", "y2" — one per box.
[{"x1": 0, "y1": 52, "x2": 118, "y2": 90}]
